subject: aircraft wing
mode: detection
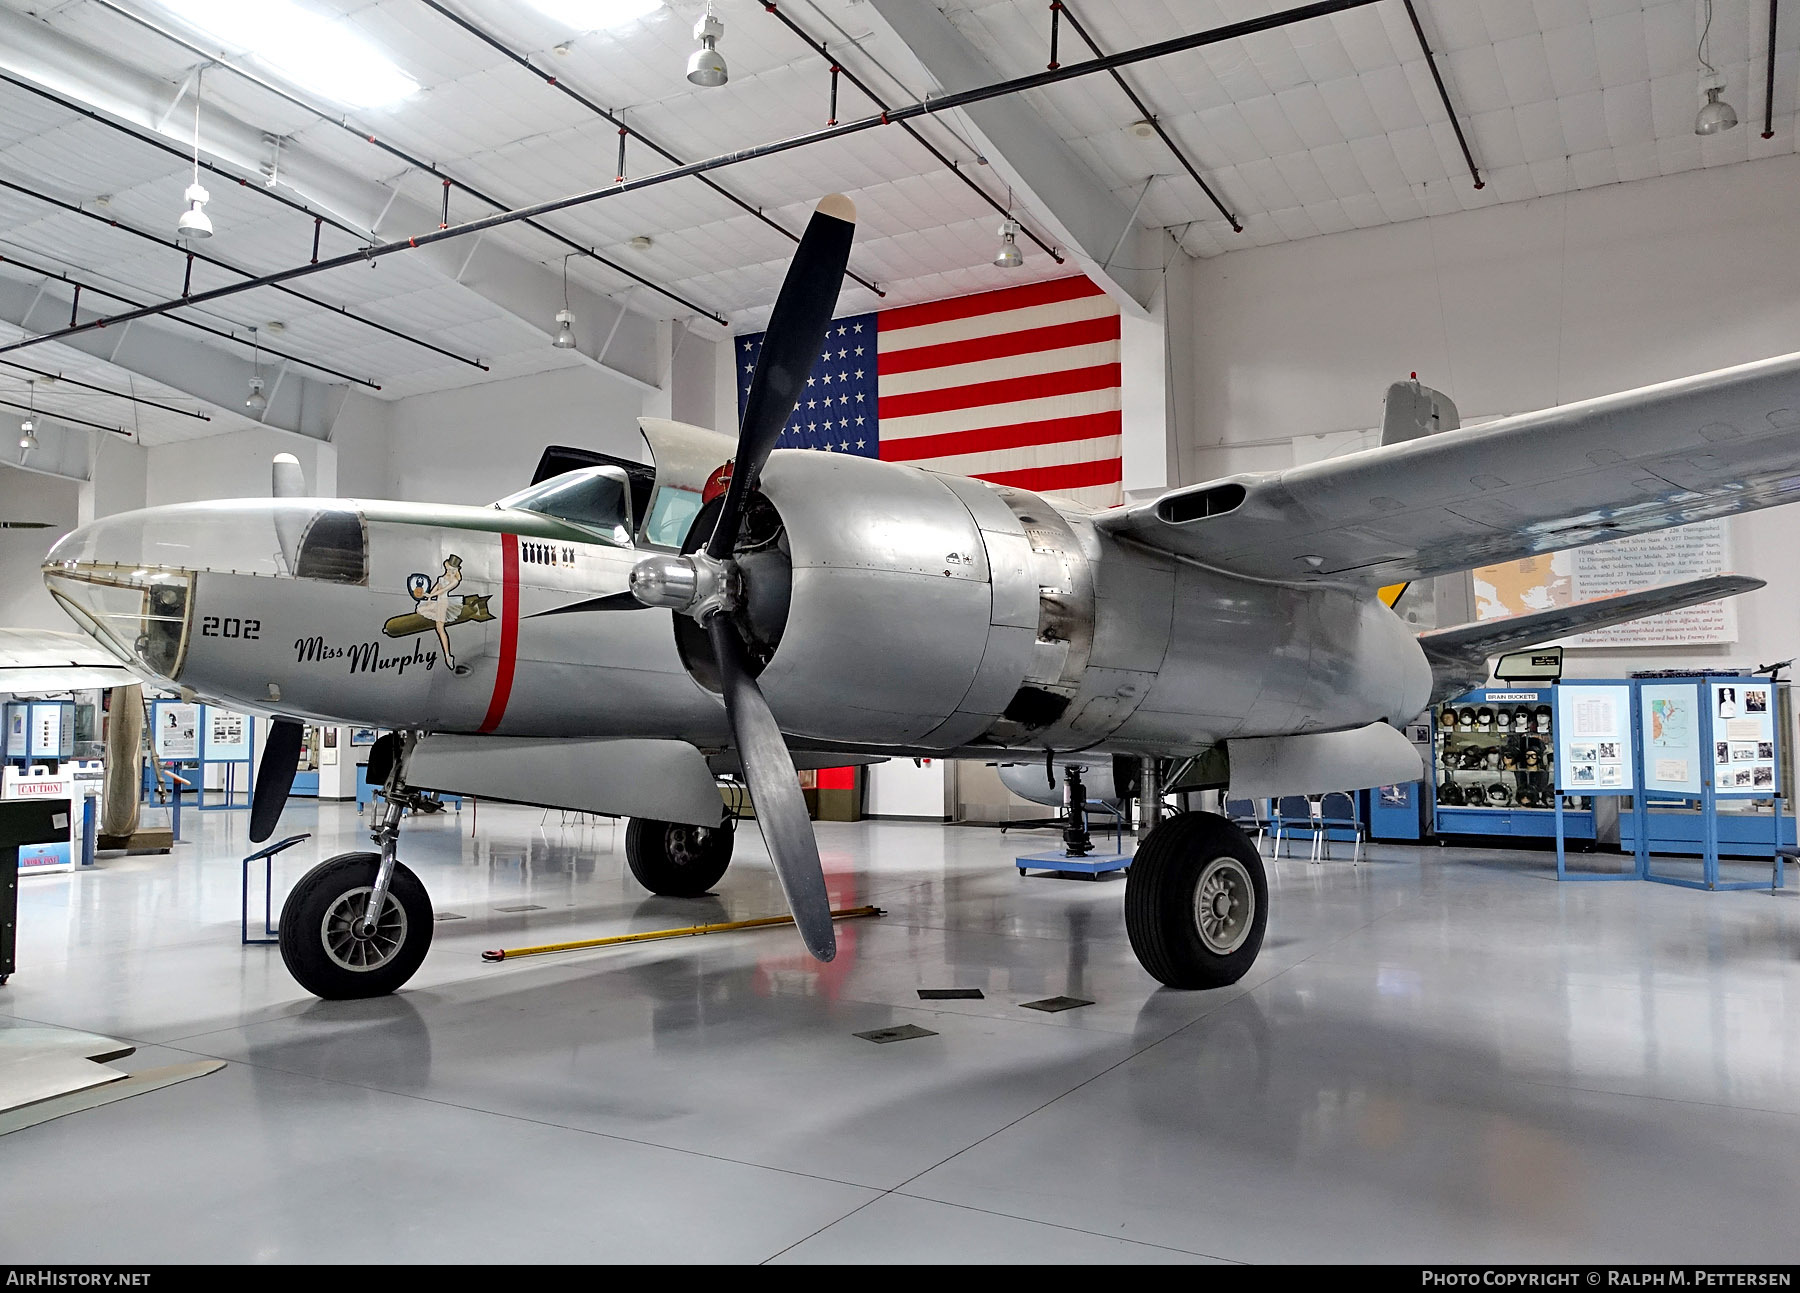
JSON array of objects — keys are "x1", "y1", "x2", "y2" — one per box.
[
  {"x1": 0, "y1": 627, "x2": 139, "y2": 693},
  {"x1": 1101, "y1": 351, "x2": 1800, "y2": 585}
]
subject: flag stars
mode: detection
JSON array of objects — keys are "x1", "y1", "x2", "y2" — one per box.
[
  {"x1": 855, "y1": 392, "x2": 865, "y2": 402},
  {"x1": 854, "y1": 369, "x2": 864, "y2": 379},
  {"x1": 852, "y1": 322, "x2": 862, "y2": 332},
  {"x1": 856, "y1": 439, "x2": 866, "y2": 449},
  {"x1": 854, "y1": 415, "x2": 865, "y2": 425},
  {"x1": 806, "y1": 376, "x2": 815, "y2": 386},
  {"x1": 822, "y1": 373, "x2": 833, "y2": 384},
  {"x1": 854, "y1": 345, "x2": 864, "y2": 356},
  {"x1": 837, "y1": 348, "x2": 848, "y2": 358},
  {"x1": 838, "y1": 371, "x2": 847, "y2": 382},
  {"x1": 742, "y1": 340, "x2": 753, "y2": 351},
  {"x1": 743, "y1": 362, "x2": 754, "y2": 373},
  {"x1": 837, "y1": 325, "x2": 847, "y2": 336}
]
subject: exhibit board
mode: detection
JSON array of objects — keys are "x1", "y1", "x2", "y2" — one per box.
[
  {"x1": 1639, "y1": 682, "x2": 1702, "y2": 795},
  {"x1": 154, "y1": 702, "x2": 199, "y2": 759},
  {"x1": 1555, "y1": 684, "x2": 1635, "y2": 792},
  {"x1": 29, "y1": 702, "x2": 67, "y2": 760},
  {"x1": 1709, "y1": 680, "x2": 1777, "y2": 796},
  {"x1": 5, "y1": 707, "x2": 25, "y2": 758},
  {"x1": 203, "y1": 708, "x2": 251, "y2": 761}
]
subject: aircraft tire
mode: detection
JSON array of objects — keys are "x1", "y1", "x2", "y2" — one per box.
[
  {"x1": 279, "y1": 852, "x2": 433, "y2": 999},
  {"x1": 1125, "y1": 811, "x2": 1268, "y2": 989},
  {"x1": 624, "y1": 818, "x2": 733, "y2": 897}
]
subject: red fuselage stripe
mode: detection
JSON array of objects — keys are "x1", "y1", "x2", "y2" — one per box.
[{"x1": 479, "y1": 532, "x2": 520, "y2": 733}]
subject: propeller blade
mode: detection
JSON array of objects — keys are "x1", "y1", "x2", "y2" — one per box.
[
  {"x1": 523, "y1": 590, "x2": 651, "y2": 618},
  {"x1": 705, "y1": 615, "x2": 835, "y2": 962},
  {"x1": 707, "y1": 194, "x2": 856, "y2": 561},
  {"x1": 249, "y1": 716, "x2": 304, "y2": 843}
]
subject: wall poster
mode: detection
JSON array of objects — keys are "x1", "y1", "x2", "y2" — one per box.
[{"x1": 1473, "y1": 519, "x2": 1735, "y2": 647}]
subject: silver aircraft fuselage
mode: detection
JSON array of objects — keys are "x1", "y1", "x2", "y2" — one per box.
[{"x1": 42, "y1": 448, "x2": 1431, "y2": 760}]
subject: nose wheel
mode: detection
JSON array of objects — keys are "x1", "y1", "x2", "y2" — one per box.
[{"x1": 278, "y1": 851, "x2": 433, "y2": 998}]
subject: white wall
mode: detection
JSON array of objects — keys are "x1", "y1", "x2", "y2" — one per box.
[
  {"x1": 0, "y1": 465, "x2": 78, "y2": 630},
  {"x1": 866, "y1": 757, "x2": 948, "y2": 819},
  {"x1": 146, "y1": 426, "x2": 337, "y2": 505},
  {"x1": 1184, "y1": 152, "x2": 1800, "y2": 678},
  {"x1": 385, "y1": 363, "x2": 649, "y2": 504}
]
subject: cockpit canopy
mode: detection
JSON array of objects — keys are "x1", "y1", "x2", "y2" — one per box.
[{"x1": 494, "y1": 467, "x2": 635, "y2": 546}]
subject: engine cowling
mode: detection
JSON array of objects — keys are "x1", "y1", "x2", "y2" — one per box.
[{"x1": 749, "y1": 450, "x2": 1053, "y2": 748}]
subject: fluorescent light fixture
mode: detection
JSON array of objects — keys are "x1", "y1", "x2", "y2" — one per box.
[
  {"x1": 154, "y1": 0, "x2": 420, "y2": 110},
  {"x1": 526, "y1": 1, "x2": 663, "y2": 31}
]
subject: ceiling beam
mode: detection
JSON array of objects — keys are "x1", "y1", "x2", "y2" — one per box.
[
  {"x1": 0, "y1": 274, "x2": 344, "y2": 441},
  {"x1": 860, "y1": 0, "x2": 1164, "y2": 314},
  {"x1": 0, "y1": 6, "x2": 666, "y2": 389}
]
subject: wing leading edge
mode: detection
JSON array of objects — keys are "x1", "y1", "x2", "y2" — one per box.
[{"x1": 1103, "y1": 351, "x2": 1800, "y2": 586}]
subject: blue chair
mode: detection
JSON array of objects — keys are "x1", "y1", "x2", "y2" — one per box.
[
  {"x1": 1272, "y1": 795, "x2": 1317, "y2": 859},
  {"x1": 1224, "y1": 797, "x2": 1265, "y2": 849},
  {"x1": 1316, "y1": 791, "x2": 1364, "y2": 864}
]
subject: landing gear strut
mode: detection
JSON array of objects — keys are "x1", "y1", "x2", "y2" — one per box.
[
  {"x1": 1061, "y1": 764, "x2": 1094, "y2": 857},
  {"x1": 278, "y1": 732, "x2": 435, "y2": 999}
]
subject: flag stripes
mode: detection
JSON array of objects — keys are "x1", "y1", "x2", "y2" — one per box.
[{"x1": 737, "y1": 274, "x2": 1122, "y2": 505}]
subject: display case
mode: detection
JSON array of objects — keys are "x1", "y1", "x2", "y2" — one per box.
[{"x1": 1430, "y1": 686, "x2": 1594, "y2": 840}]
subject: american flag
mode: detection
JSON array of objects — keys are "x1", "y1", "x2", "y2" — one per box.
[{"x1": 736, "y1": 276, "x2": 1123, "y2": 508}]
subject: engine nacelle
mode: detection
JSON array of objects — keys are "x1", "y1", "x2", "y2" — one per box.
[{"x1": 754, "y1": 450, "x2": 1030, "y2": 746}]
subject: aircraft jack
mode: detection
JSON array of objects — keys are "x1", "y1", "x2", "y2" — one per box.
[{"x1": 1017, "y1": 764, "x2": 1132, "y2": 880}]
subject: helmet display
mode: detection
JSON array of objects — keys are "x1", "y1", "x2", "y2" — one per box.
[
  {"x1": 1501, "y1": 748, "x2": 1519, "y2": 770},
  {"x1": 1476, "y1": 707, "x2": 1495, "y2": 729},
  {"x1": 1534, "y1": 704, "x2": 1552, "y2": 732},
  {"x1": 1438, "y1": 780, "x2": 1463, "y2": 806},
  {"x1": 1485, "y1": 782, "x2": 1511, "y2": 806},
  {"x1": 1523, "y1": 747, "x2": 1541, "y2": 770},
  {"x1": 1439, "y1": 705, "x2": 1457, "y2": 730},
  {"x1": 1457, "y1": 707, "x2": 1476, "y2": 730},
  {"x1": 1483, "y1": 748, "x2": 1502, "y2": 770},
  {"x1": 1460, "y1": 748, "x2": 1487, "y2": 770},
  {"x1": 1513, "y1": 709, "x2": 1531, "y2": 732},
  {"x1": 1515, "y1": 787, "x2": 1537, "y2": 808}
]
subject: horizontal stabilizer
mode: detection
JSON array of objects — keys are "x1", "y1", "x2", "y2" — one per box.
[{"x1": 1419, "y1": 574, "x2": 1763, "y2": 703}]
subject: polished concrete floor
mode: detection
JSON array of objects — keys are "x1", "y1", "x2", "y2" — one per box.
[{"x1": 4, "y1": 800, "x2": 1800, "y2": 1263}]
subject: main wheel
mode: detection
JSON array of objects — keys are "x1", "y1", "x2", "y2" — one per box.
[
  {"x1": 1125, "y1": 811, "x2": 1268, "y2": 989},
  {"x1": 278, "y1": 852, "x2": 433, "y2": 1000},
  {"x1": 624, "y1": 818, "x2": 733, "y2": 898}
]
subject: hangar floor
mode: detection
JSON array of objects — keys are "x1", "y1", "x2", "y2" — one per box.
[{"x1": 2, "y1": 800, "x2": 1798, "y2": 1263}]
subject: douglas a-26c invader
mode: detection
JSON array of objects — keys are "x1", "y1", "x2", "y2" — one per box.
[{"x1": 28, "y1": 195, "x2": 1799, "y2": 999}]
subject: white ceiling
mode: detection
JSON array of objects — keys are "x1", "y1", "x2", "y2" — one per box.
[{"x1": 0, "y1": 0, "x2": 1792, "y2": 443}]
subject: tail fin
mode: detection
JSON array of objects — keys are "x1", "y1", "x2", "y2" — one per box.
[
  {"x1": 1419, "y1": 575, "x2": 1763, "y2": 703},
  {"x1": 1382, "y1": 379, "x2": 1459, "y2": 446}
]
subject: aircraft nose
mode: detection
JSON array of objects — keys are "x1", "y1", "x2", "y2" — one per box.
[{"x1": 43, "y1": 511, "x2": 200, "y2": 681}]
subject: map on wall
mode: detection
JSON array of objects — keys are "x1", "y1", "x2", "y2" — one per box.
[{"x1": 1473, "y1": 519, "x2": 1736, "y2": 647}]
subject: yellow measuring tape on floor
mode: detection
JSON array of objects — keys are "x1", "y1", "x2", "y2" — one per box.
[{"x1": 480, "y1": 906, "x2": 885, "y2": 963}]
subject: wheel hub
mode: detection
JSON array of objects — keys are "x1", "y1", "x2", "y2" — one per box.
[
  {"x1": 1192, "y1": 856, "x2": 1254, "y2": 955},
  {"x1": 321, "y1": 886, "x2": 408, "y2": 972}
]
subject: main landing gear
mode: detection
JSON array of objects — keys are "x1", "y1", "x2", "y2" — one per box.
[
  {"x1": 1124, "y1": 811, "x2": 1268, "y2": 989},
  {"x1": 279, "y1": 734, "x2": 434, "y2": 1000},
  {"x1": 625, "y1": 818, "x2": 735, "y2": 898}
]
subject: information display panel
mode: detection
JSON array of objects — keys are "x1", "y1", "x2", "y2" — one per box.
[
  {"x1": 154, "y1": 702, "x2": 200, "y2": 759},
  {"x1": 1639, "y1": 682, "x2": 1702, "y2": 795},
  {"x1": 1709, "y1": 680, "x2": 1776, "y2": 796},
  {"x1": 1555, "y1": 684, "x2": 1635, "y2": 792},
  {"x1": 203, "y1": 708, "x2": 251, "y2": 761}
]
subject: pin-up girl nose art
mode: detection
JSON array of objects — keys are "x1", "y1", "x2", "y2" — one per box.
[{"x1": 383, "y1": 554, "x2": 492, "y2": 675}]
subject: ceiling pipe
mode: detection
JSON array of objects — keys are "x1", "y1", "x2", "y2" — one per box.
[
  {"x1": 0, "y1": 394, "x2": 128, "y2": 436},
  {"x1": 0, "y1": 250, "x2": 379, "y2": 388},
  {"x1": 82, "y1": 0, "x2": 727, "y2": 325},
  {"x1": 0, "y1": 0, "x2": 1385, "y2": 350},
  {"x1": 1054, "y1": 0, "x2": 1242, "y2": 232},
  {"x1": 1764, "y1": 0, "x2": 1779, "y2": 140},
  {"x1": 0, "y1": 357, "x2": 209, "y2": 421},
  {"x1": 0, "y1": 175, "x2": 489, "y2": 372},
  {"x1": 418, "y1": 0, "x2": 884, "y2": 298},
  {"x1": 764, "y1": 2, "x2": 1064, "y2": 264},
  {"x1": 0, "y1": 71, "x2": 365, "y2": 240},
  {"x1": 1400, "y1": 0, "x2": 1485, "y2": 189}
]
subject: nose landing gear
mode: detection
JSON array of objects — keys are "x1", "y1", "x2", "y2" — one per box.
[{"x1": 278, "y1": 734, "x2": 435, "y2": 999}]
